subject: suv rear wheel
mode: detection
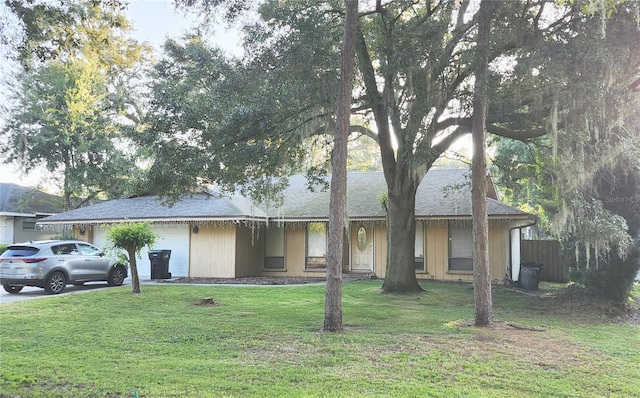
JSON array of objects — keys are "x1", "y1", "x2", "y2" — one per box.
[
  {"x1": 44, "y1": 271, "x2": 66, "y2": 294},
  {"x1": 3, "y1": 285, "x2": 24, "y2": 294},
  {"x1": 107, "y1": 265, "x2": 126, "y2": 286}
]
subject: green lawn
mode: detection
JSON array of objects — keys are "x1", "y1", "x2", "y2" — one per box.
[{"x1": 1, "y1": 281, "x2": 638, "y2": 397}]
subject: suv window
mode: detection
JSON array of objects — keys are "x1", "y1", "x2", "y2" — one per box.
[
  {"x1": 2, "y1": 246, "x2": 40, "y2": 257},
  {"x1": 51, "y1": 244, "x2": 79, "y2": 255},
  {"x1": 77, "y1": 243, "x2": 101, "y2": 256}
]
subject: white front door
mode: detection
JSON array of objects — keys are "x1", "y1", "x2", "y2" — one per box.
[{"x1": 351, "y1": 225, "x2": 373, "y2": 271}]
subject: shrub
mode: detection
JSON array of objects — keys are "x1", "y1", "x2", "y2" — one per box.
[
  {"x1": 583, "y1": 245, "x2": 640, "y2": 305},
  {"x1": 105, "y1": 222, "x2": 157, "y2": 294}
]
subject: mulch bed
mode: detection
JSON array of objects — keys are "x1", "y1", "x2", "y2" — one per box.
[{"x1": 165, "y1": 277, "x2": 327, "y2": 285}]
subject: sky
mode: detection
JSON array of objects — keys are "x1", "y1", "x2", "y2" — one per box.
[
  {"x1": 0, "y1": 0, "x2": 241, "y2": 189},
  {"x1": 126, "y1": 0, "x2": 242, "y2": 56}
]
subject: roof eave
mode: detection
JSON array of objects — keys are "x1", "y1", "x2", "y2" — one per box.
[
  {"x1": 37, "y1": 216, "x2": 269, "y2": 225},
  {"x1": 1, "y1": 212, "x2": 37, "y2": 217},
  {"x1": 416, "y1": 214, "x2": 534, "y2": 220}
]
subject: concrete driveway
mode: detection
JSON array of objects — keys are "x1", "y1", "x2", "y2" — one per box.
[{"x1": 0, "y1": 278, "x2": 139, "y2": 304}]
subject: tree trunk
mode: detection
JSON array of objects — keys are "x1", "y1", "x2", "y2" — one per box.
[
  {"x1": 353, "y1": 18, "x2": 424, "y2": 295},
  {"x1": 381, "y1": 180, "x2": 423, "y2": 293},
  {"x1": 472, "y1": 0, "x2": 493, "y2": 327},
  {"x1": 128, "y1": 247, "x2": 142, "y2": 294},
  {"x1": 324, "y1": 0, "x2": 358, "y2": 332}
]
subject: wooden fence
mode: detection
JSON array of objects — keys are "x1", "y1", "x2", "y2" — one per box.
[{"x1": 521, "y1": 240, "x2": 567, "y2": 283}]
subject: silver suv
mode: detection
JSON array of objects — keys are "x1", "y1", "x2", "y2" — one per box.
[{"x1": 0, "y1": 240, "x2": 127, "y2": 295}]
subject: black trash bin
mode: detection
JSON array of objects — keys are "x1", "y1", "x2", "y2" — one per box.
[
  {"x1": 519, "y1": 262, "x2": 543, "y2": 290},
  {"x1": 149, "y1": 249, "x2": 172, "y2": 279}
]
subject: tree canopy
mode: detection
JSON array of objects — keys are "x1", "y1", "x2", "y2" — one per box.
[
  {"x1": 1, "y1": 0, "x2": 150, "y2": 207},
  {"x1": 148, "y1": 0, "x2": 636, "y2": 292},
  {"x1": 491, "y1": 2, "x2": 640, "y2": 301}
]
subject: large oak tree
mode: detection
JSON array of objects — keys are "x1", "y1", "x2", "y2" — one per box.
[{"x1": 146, "y1": 0, "x2": 639, "y2": 294}]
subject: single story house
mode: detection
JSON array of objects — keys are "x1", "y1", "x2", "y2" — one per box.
[
  {"x1": 0, "y1": 183, "x2": 65, "y2": 245},
  {"x1": 38, "y1": 169, "x2": 536, "y2": 282}
]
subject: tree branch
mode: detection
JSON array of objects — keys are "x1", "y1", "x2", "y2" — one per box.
[
  {"x1": 487, "y1": 124, "x2": 547, "y2": 141},
  {"x1": 434, "y1": 117, "x2": 548, "y2": 141},
  {"x1": 354, "y1": 24, "x2": 397, "y2": 182},
  {"x1": 350, "y1": 125, "x2": 379, "y2": 143}
]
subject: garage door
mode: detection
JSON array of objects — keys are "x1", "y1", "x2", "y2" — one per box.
[{"x1": 92, "y1": 224, "x2": 190, "y2": 278}]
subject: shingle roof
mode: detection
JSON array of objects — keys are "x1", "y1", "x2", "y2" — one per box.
[
  {"x1": 39, "y1": 191, "x2": 267, "y2": 224},
  {"x1": 267, "y1": 172, "x2": 387, "y2": 219},
  {"x1": 0, "y1": 183, "x2": 64, "y2": 216},
  {"x1": 414, "y1": 168, "x2": 529, "y2": 218},
  {"x1": 38, "y1": 168, "x2": 532, "y2": 225},
  {"x1": 269, "y1": 169, "x2": 530, "y2": 220}
]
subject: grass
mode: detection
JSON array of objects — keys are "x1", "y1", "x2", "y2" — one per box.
[{"x1": 1, "y1": 280, "x2": 638, "y2": 398}]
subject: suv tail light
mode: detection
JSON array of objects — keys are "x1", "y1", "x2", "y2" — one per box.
[
  {"x1": 0, "y1": 257, "x2": 48, "y2": 264},
  {"x1": 23, "y1": 257, "x2": 47, "y2": 263}
]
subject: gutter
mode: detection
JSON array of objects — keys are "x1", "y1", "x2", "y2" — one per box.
[
  {"x1": 1, "y1": 212, "x2": 40, "y2": 217},
  {"x1": 36, "y1": 216, "x2": 269, "y2": 226}
]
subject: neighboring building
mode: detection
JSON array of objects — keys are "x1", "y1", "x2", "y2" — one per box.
[
  {"x1": 0, "y1": 183, "x2": 65, "y2": 245},
  {"x1": 38, "y1": 169, "x2": 536, "y2": 282}
]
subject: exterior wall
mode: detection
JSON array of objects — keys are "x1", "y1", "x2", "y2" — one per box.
[
  {"x1": 72, "y1": 225, "x2": 94, "y2": 243},
  {"x1": 189, "y1": 224, "x2": 236, "y2": 278},
  {"x1": 373, "y1": 224, "x2": 387, "y2": 279},
  {"x1": 254, "y1": 221, "x2": 509, "y2": 282},
  {"x1": 12, "y1": 216, "x2": 59, "y2": 243},
  {"x1": 234, "y1": 225, "x2": 264, "y2": 277},
  {"x1": 422, "y1": 222, "x2": 507, "y2": 282},
  {"x1": 425, "y1": 222, "x2": 449, "y2": 280},
  {"x1": 0, "y1": 216, "x2": 14, "y2": 245},
  {"x1": 261, "y1": 224, "x2": 331, "y2": 277},
  {"x1": 488, "y1": 224, "x2": 508, "y2": 281},
  {"x1": 342, "y1": 229, "x2": 350, "y2": 272}
]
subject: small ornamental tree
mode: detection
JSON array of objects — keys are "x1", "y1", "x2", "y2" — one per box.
[{"x1": 106, "y1": 222, "x2": 156, "y2": 294}]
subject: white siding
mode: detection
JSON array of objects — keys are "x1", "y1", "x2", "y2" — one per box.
[
  {"x1": 510, "y1": 227, "x2": 521, "y2": 281},
  {"x1": 93, "y1": 224, "x2": 190, "y2": 278},
  {"x1": 0, "y1": 216, "x2": 14, "y2": 245}
]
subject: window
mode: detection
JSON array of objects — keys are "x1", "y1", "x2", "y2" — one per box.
[
  {"x1": 51, "y1": 244, "x2": 78, "y2": 255},
  {"x1": 306, "y1": 222, "x2": 327, "y2": 269},
  {"x1": 448, "y1": 222, "x2": 473, "y2": 272},
  {"x1": 415, "y1": 223, "x2": 425, "y2": 272},
  {"x1": 22, "y1": 216, "x2": 46, "y2": 230},
  {"x1": 265, "y1": 225, "x2": 285, "y2": 270},
  {"x1": 77, "y1": 243, "x2": 101, "y2": 256},
  {"x1": 356, "y1": 227, "x2": 367, "y2": 252}
]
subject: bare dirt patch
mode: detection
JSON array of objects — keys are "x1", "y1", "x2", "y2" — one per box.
[
  {"x1": 524, "y1": 284, "x2": 640, "y2": 325},
  {"x1": 452, "y1": 322, "x2": 587, "y2": 370},
  {"x1": 372, "y1": 322, "x2": 592, "y2": 372},
  {"x1": 194, "y1": 297, "x2": 220, "y2": 306}
]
